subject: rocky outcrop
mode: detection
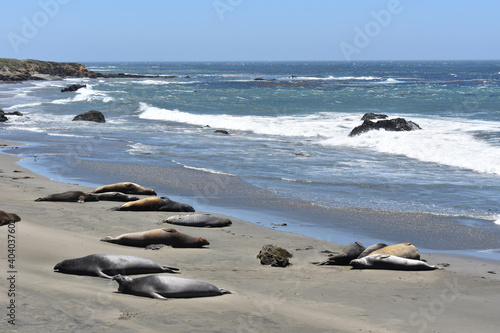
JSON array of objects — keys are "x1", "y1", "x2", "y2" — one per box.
[
  {"x1": 61, "y1": 84, "x2": 86, "y2": 92},
  {"x1": 361, "y1": 113, "x2": 388, "y2": 121},
  {"x1": 72, "y1": 110, "x2": 106, "y2": 123},
  {"x1": 257, "y1": 244, "x2": 293, "y2": 267},
  {"x1": 349, "y1": 117, "x2": 421, "y2": 137},
  {"x1": 0, "y1": 108, "x2": 7, "y2": 122}
]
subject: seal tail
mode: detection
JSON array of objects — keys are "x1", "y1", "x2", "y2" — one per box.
[
  {"x1": 162, "y1": 266, "x2": 180, "y2": 274},
  {"x1": 220, "y1": 288, "x2": 232, "y2": 295}
]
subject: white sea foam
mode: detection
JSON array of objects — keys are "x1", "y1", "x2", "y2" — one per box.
[
  {"x1": 171, "y1": 160, "x2": 236, "y2": 176},
  {"x1": 3, "y1": 102, "x2": 43, "y2": 110}
]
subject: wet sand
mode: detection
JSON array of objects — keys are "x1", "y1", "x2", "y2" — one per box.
[{"x1": 1, "y1": 140, "x2": 500, "y2": 333}]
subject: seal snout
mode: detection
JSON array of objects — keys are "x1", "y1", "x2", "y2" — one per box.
[{"x1": 198, "y1": 237, "x2": 210, "y2": 246}]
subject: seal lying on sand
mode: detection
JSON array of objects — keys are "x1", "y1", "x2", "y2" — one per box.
[
  {"x1": 0, "y1": 210, "x2": 21, "y2": 226},
  {"x1": 92, "y1": 192, "x2": 140, "y2": 202},
  {"x1": 35, "y1": 191, "x2": 98, "y2": 203},
  {"x1": 112, "y1": 196, "x2": 195, "y2": 212},
  {"x1": 113, "y1": 274, "x2": 231, "y2": 299},
  {"x1": 92, "y1": 182, "x2": 156, "y2": 195},
  {"x1": 54, "y1": 254, "x2": 179, "y2": 278},
  {"x1": 369, "y1": 242, "x2": 421, "y2": 260},
  {"x1": 161, "y1": 213, "x2": 232, "y2": 227},
  {"x1": 357, "y1": 243, "x2": 388, "y2": 259},
  {"x1": 316, "y1": 242, "x2": 365, "y2": 265},
  {"x1": 350, "y1": 254, "x2": 439, "y2": 271},
  {"x1": 101, "y1": 228, "x2": 209, "y2": 248}
]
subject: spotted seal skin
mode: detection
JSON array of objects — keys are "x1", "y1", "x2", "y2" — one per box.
[
  {"x1": 350, "y1": 254, "x2": 439, "y2": 271},
  {"x1": 369, "y1": 242, "x2": 420, "y2": 260},
  {"x1": 53, "y1": 254, "x2": 179, "y2": 278},
  {"x1": 112, "y1": 196, "x2": 195, "y2": 212},
  {"x1": 0, "y1": 210, "x2": 21, "y2": 226},
  {"x1": 316, "y1": 241, "x2": 365, "y2": 265},
  {"x1": 92, "y1": 192, "x2": 140, "y2": 202},
  {"x1": 101, "y1": 228, "x2": 209, "y2": 248},
  {"x1": 113, "y1": 274, "x2": 231, "y2": 299},
  {"x1": 92, "y1": 182, "x2": 156, "y2": 195},
  {"x1": 161, "y1": 213, "x2": 232, "y2": 228},
  {"x1": 35, "y1": 191, "x2": 99, "y2": 203}
]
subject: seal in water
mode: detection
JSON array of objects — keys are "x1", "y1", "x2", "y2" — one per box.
[
  {"x1": 100, "y1": 228, "x2": 209, "y2": 248},
  {"x1": 316, "y1": 241, "x2": 365, "y2": 265},
  {"x1": 92, "y1": 182, "x2": 156, "y2": 195},
  {"x1": 160, "y1": 213, "x2": 232, "y2": 227},
  {"x1": 112, "y1": 274, "x2": 231, "y2": 299},
  {"x1": 112, "y1": 196, "x2": 195, "y2": 212},
  {"x1": 350, "y1": 254, "x2": 439, "y2": 271},
  {"x1": 92, "y1": 192, "x2": 140, "y2": 202},
  {"x1": 35, "y1": 191, "x2": 98, "y2": 203},
  {"x1": 53, "y1": 254, "x2": 179, "y2": 278},
  {"x1": 0, "y1": 210, "x2": 21, "y2": 226}
]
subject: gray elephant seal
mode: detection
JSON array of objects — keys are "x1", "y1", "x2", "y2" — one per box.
[
  {"x1": 92, "y1": 192, "x2": 140, "y2": 202},
  {"x1": 316, "y1": 241, "x2": 365, "y2": 265},
  {"x1": 0, "y1": 210, "x2": 21, "y2": 226},
  {"x1": 350, "y1": 254, "x2": 439, "y2": 271},
  {"x1": 101, "y1": 228, "x2": 209, "y2": 248},
  {"x1": 113, "y1": 274, "x2": 231, "y2": 299},
  {"x1": 53, "y1": 254, "x2": 179, "y2": 278},
  {"x1": 370, "y1": 242, "x2": 420, "y2": 260},
  {"x1": 357, "y1": 243, "x2": 388, "y2": 259},
  {"x1": 92, "y1": 182, "x2": 156, "y2": 195},
  {"x1": 161, "y1": 213, "x2": 232, "y2": 227},
  {"x1": 35, "y1": 191, "x2": 99, "y2": 203},
  {"x1": 113, "y1": 196, "x2": 195, "y2": 212}
]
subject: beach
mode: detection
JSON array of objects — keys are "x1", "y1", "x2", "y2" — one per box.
[{"x1": 1, "y1": 140, "x2": 500, "y2": 333}]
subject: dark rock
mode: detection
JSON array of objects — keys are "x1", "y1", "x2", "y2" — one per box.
[
  {"x1": 0, "y1": 108, "x2": 8, "y2": 122},
  {"x1": 349, "y1": 118, "x2": 421, "y2": 137},
  {"x1": 214, "y1": 130, "x2": 229, "y2": 135},
  {"x1": 61, "y1": 84, "x2": 86, "y2": 92},
  {"x1": 361, "y1": 113, "x2": 388, "y2": 121},
  {"x1": 5, "y1": 111, "x2": 23, "y2": 116},
  {"x1": 254, "y1": 78, "x2": 266, "y2": 81},
  {"x1": 72, "y1": 110, "x2": 106, "y2": 123},
  {"x1": 257, "y1": 244, "x2": 293, "y2": 267}
]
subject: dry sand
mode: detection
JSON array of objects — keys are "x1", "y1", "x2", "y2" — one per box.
[{"x1": 1, "y1": 140, "x2": 500, "y2": 333}]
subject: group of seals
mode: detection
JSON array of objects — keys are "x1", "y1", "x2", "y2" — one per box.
[
  {"x1": 101, "y1": 228, "x2": 210, "y2": 248},
  {"x1": 0, "y1": 210, "x2": 20, "y2": 226}
]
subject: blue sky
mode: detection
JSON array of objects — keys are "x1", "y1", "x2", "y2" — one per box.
[{"x1": 1, "y1": 0, "x2": 499, "y2": 62}]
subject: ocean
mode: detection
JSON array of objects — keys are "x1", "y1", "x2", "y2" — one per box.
[{"x1": 1, "y1": 61, "x2": 500, "y2": 258}]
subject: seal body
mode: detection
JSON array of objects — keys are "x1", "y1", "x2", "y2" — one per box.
[
  {"x1": 101, "y1": 228, "x2": 209, "y2": 248},
  {"x1": 53, "y1": 254, "x2": 179, "y2": 278},
  {"x1": 350, "y1": 254, "x2": 438, "y2": 271},
  {"x1": 317, "y1": 241, "x2": 365, "y2": 265},
  {"x1": 93, "y1": 192, "x2": 140, "y2": 202},
  {"x1": 92, "y1": 182, "x2": 156, "y2": 195},
  {"x1": 357, "y1": 243, "x2": 388, "y2": 259},
  {"x1": 0, "y1": 210, "x2": 20, "y2": 226},
  {"x1": 35, "y1": 191, "x2": 98, "y2": 203},
  {"x1": 113, "y1": 274, "x2": 231, "y2": 299},
  {"x1": 114, "y1": 196, "x2": 195, "y2": 212},
  {"x1": 370, "y1": 242, "x2": 420, "y2": 260},
  {"x1": 162, "y1": 213, "x2": 232, "y2": 227}
]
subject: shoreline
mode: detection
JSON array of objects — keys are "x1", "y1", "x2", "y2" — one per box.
[{"x1": 1, "y1": 139, "x2": 500, "y2": 332}]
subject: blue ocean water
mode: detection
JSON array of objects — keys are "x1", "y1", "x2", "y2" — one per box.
[{"x1": 1, "y1": 61, "x2": 500, "y2": 256}]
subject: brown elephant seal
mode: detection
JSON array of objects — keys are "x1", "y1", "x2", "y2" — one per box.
[
  {"x1": 357, "y1": 243, "x2": 388, "y2": 259},
  {"x1": 160, "y1": 213, "x2": 232, "y2": 227},
  {"x1": 370, "y1": 242, "x2": 420, "y2": 260},
  {"x1": 92, "y1": 182, "x2": 156, "y2": 195},
  {"x1": 0, "y1": 210, "x2": 21, "y2": 226},
  {"x1": 92, "y1": 192, "x2": 140, "y2": 202},
  {"x1": 113, "y1": 274, "x2": 231, "y2": 299},
  {"x1": 350, "y1": 254, "x2": 439, "y2": 271},
  {"x1": 101, "y1": 228, "x2": 209, "y2": 248},
  {"x1": 35, "y1": 191, "x2": 99, "y2": 203},
  {"x1": 112, "y1": 196, "x2": 195, "y2": 212},
  {"x1": 54, "y1": 254, "x2": 179, "y2": 279},
  {"x1": 316, "y1": 241, "x2": 365, "y2": 265}
]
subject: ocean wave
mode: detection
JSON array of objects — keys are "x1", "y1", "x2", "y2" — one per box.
[
  {"x1": 132, "y1": 79, "x2": 201, "y2": 85},
  {"x1": 48, "y1": 85, "x2": 114, "y2": 104},
  {"x1": 171, "y1": 160, "x2": 236, "y2": 176},
  {"x1": 3, "y1": 102, "x2": 43, "y2": 110}
]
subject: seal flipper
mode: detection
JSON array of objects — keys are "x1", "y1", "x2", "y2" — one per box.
[
  {"x1": 162, "y1": 266, "x2": 180, "y2": 274},
  {"x1": 96, "y1": 270, "x2": 114, "y2": 279},
  {"x1": 150, "y1": 292, "x2": 168, "y2": 300}
]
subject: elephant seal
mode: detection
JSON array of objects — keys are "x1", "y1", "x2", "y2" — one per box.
[
  {"x1": 350, "y1": 254, "x2": 439, "y2": 271},
  {"x1": 54, "y1": 254, "x2": 179, "y2": 279},
  {"x1": 92, "y1": 192, "x2": 140, "y2": 202},
  {"x1": 370, "y1": 242, "x2": 420, "y2": 260},
  {"x1": 0, "y1": 210, "x2": 20, "y2": 226},
  {"x1": 161, "y1": 213, "x2": 232, "y2": 227},
  {"x1": 92, "y1": 182, "x2": 156, "y2": 195},
  {"x1": 113, "y1": 274, "x2": 231, "y2": 299},
  {"x1": 112, "y1": 196, "x2": 195, "y2": 212},
  {"x1": 357, "y1": 243, "x2": 388, "y2": 259},
  {"x1": 316, "y1": 241, "x2": 365, "y2": 265},
  {"x1": 101, "y1": 228, "x2": 209, "y2": 248},
  {"x1": 35, "y1": 191, "x2": 99, "y2": 203}
]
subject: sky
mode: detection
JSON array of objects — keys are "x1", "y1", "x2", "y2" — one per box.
[{"x1": 1, "y1": 0, "x2": 499, "y2": 62}]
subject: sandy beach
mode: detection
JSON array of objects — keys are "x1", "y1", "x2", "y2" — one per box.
[{"x1": 1, "y1": 140, "x2": 500, "y2": 333}]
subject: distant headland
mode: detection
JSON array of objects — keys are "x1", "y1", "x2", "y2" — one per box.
[{"x1": 0, "y1": 58, "x2": 176, "y2": 83}]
